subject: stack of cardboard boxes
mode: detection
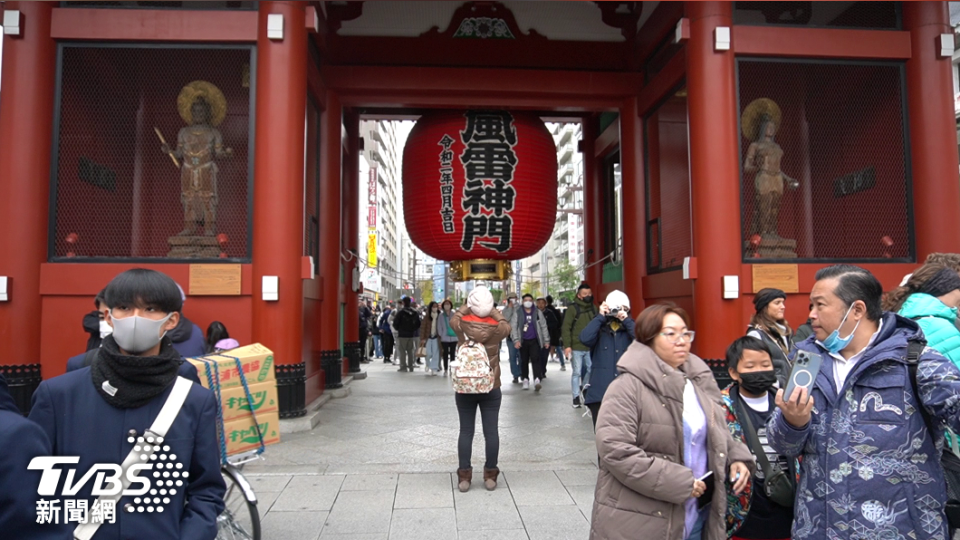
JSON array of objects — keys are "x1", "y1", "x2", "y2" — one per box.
[{"x1": 188, "y1": 343, "x2": 282, "y2": 455}]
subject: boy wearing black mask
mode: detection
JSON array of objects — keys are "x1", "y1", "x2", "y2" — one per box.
[
  {"x1": 721, "y1": 337, "x2": 796, "y2": 540},
  {"x1": 29, "y1": 269, "x2": 225, "y2": 540}
]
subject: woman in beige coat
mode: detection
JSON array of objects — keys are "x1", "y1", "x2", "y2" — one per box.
[{"x1": 591, "y1": 303, "x2": 755, "y2": 540}]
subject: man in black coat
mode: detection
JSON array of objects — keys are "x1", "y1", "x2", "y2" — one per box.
[{"x1": 0, "y1": 374, "x2": 71, "y2": 539}]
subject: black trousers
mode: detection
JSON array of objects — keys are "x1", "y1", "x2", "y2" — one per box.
[
  {"x1": 519, "y1": 338, "x2": 544, "y2": 381},
  {"x1": 455, "y1": 388, "x2": 502, "y2": 470},
  {"x1": 382, "y1": 332, "x2": 395, "y2": 361},
  {"x1": 359, "y1": 327, "x2": 368, "y2": 358},
  {"x1": 587, "y1": 401, "x2": 601, "y2": 430},
  {"x1": 441, "y1": 341, "x2": 457, "y2": 371}
]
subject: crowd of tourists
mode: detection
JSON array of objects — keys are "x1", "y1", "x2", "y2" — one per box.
[{"x1": 7, "y1": 254, "x2": 960, "y2": 540}]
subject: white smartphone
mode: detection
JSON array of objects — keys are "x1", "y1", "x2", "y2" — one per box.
[{"x1": 697, "y1": 471, "x2": 713, "y2": 481}]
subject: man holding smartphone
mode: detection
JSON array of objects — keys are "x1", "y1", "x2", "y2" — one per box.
[{"x1": 766, "y1": 265, "x2": 960, "y2": 540}]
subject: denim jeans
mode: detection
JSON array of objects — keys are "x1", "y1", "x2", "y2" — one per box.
[
  {"x1": 506, "y1": 338, "x2": 521, "y2": 378},
  {"x1": 570, "y1": 350, "x2": 592, "y2": 399},
  {"x1": 555, "y1": 346, "x2": 566, "y2": 367},
  {"x1": 373, "y1": 335, "x2": 382, "y2": 357},
  {"x1": 685, "y1": 508, "x2": 706, "y2": 540}
]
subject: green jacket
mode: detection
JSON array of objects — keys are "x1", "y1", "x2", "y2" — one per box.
[
  {"x1": 898, "y1": 292, "x2": 960, "y2": 368},
  {"x1": 561, "y1": 297, "x2": 597, "y2": 351}
]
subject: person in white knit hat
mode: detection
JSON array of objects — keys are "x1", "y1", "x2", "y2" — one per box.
[
  {"x1": 579, "y1": 289, "x2": 635, "y2": 427},
  {"x1": 449, "y1": 286, "x2": 511, "y2": 493}
]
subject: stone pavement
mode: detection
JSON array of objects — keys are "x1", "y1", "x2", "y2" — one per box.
[{"x1": 242, "y1": 350, "x2": 599, "y2": 539}]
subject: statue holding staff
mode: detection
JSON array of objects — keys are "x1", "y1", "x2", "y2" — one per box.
[{"x1": 158, "y1": 80, "x2": 232, "y2": 237}]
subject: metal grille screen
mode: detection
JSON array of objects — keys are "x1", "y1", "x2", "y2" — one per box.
[
  {"x1": 52, "y1": 46, "x2": 253, "y2": 260},
  {"x1": 738, "y1": 59, "x2": 911, "y2": 261},
  {"x1": 733, "y1": 2, "x2": 900, "y2": 30}
]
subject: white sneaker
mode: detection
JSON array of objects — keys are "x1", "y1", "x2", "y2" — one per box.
[
  {"x1": 522, "y1": 379, "x2": 530, "y2": 390},
  {"x1": 534, "y1": 378, "x2": 542, "y2": 392}
]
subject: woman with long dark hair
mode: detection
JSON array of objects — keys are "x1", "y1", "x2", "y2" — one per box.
[
  {"x1": 437, "y1": 299, "x2": 458, "y2": 373},
  {"x1": 420, "y1": 301, "x2": 442, "y2": 376},
  {"x1": 205, "y1": 320, "x2": 230, "y2": 354},
  {"x1": 746, "y1": 288, "x2": 793, "y2": 386}
]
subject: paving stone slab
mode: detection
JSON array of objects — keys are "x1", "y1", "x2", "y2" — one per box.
[
  {"x1": 395, "y1": 473, "x2": 454, "y2": 508},
  {"x1": 270, "y1": 475, "x2": 345, "y2": 512},
  {"x1": 388, "y1": 507, "x2": 458, "y2": 540},
  {"x1": 339, "y1": 474, "x2": 398, "y2": 491},
  {"x1": 502, "y1": 471, "x2": 575, "y2": 507},
  {"x1": 260, "y1": 510, "x2": 327, "y2": 540},
  {"x1": 322, "y1": 489, "x2": 395, "y2": 535}
]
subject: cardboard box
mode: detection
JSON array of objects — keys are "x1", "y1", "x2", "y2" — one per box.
[
  {"x1": 223, "y1": 411, "x2": 281, "y2": 456},
  {"x1": 218, "y1": 381, "x2": 280, "y2": 423},
  {"x1": 189, "y1": 343, "x2": 275, "y2": 389}
]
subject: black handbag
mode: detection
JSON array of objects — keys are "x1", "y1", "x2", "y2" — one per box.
[
  {"x1": 734, "y1": 393, "x2": 796, "y2": 508},
  {"x1": 907, "y1": 340, "x2": 960, "y2": 536}
]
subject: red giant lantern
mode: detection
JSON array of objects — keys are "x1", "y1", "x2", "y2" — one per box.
[{"x1": 402, "y1": 110, "x2": 558, "y2": 280}]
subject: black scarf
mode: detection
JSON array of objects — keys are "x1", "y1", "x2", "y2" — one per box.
[{"x1": 90, "y1": 335, "x2": 181, "y2": 409}]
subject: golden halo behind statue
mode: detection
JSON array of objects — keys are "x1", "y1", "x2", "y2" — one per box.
[
  {"x1": 741, "y1": 98, "x2": 782, "y2": 141},
  {"x1": 177, "y1": 80, "x2": 227, "y2": 126}
]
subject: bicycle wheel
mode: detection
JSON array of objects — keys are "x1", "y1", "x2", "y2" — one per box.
[{"x1": 217, "y1": 464, "x2": 261, "y2": 540}]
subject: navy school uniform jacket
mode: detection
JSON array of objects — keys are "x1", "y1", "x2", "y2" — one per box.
[
  {"x1": 28, "y1": 368, "x2": 226, "y2": 540},
  {"x1": 0, "y1": 375, "x2": 72, "y2": 539},
  {"x1": 66, "y1": 351, "x2": 202, "y2": 385}
]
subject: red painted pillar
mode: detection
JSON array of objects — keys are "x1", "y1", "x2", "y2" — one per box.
[
  {"x1": 252, "y1": 1, "x2": 307, "y2": 413},
  {"x1": 686, "y1": 1, "x2": 742, "y2": 358},
  {"x1": 582, "y1": 117, "x2": 603, "y2": 290},
  {"x1": 620, "y1": 98, "x2": 646, "y2": 310},
  {"x1": 342, "y1": 111, "x2": 361, "y2": 374},
  {"x1": 904, "y1": 2, "x2": 960, "y2": 258},
  {"x1": 319, "y1": 92, "x2": 344, "y2": 387},
  {"x1": 0, "y1": 2, "x2": 56, "y2": 377}
]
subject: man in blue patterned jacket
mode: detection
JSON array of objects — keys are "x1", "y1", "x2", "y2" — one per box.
[{"x1": 767, "y1": 264, "x2": 960, "y2": 540}]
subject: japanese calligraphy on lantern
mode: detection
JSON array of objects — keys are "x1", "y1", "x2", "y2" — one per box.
[
  {"x1": 438, "y1": 135, "x2": 456, "y2": 233},
  {"x1": 459, "y1": 111, "x2": 518, "y2": 253}
]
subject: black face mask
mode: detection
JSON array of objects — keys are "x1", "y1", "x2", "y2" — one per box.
[
  {"x1": 582, "y1": 295, "x2": 594, "y2": 304},
  {"x1": 738, "y1": 370, "x2": 777, "y2": 396}
]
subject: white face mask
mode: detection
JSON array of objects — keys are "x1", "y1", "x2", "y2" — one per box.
[
  {"x1": 99, "y1": 320, "x2": 114, "y2": 340},
  {"x1": 110, "y1": 310, "x2": 174, "y2": 354},
  {"x1": 523, "y1": 301, "x2": 533, "y2": 309}
]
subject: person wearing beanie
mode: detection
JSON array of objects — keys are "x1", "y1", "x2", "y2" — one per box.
[
  {"x1": 449, "y1": 287, "x2": 511, "y2": 493},
  {"x1": 886, "y1": 263, "x2": 960, "y2": 368},
  {"x1": 746, "y1": 288, "x2": 794, "y2": 387},
  {"x1": 579, "y1": 290, "x2": 635, "y2": 427}
]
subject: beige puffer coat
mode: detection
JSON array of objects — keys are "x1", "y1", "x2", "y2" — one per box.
[
  {"x1": 449, "y1": 305, "x2": 510, "y2": 390},
  {"x1": 590, "y1": 342, "x2": 755, "y2": 540}
]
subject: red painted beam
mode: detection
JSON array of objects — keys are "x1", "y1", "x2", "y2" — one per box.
[
  {"x1": 635, "y1": 0, "x2": 685, "y2": 69},
  {"x1": 734, "y1": 26, "x2": 911, "y2": 59},
  {"x1": 323, "y1": 66, "x2": 641, "y2": 111},
  {"x1": 50, "y1": 8, "x2": 258, "y2": 42},
  {"x1": 637, "y1": 48, "x2": 686, "y2": 117},
  {"x1": 39, "y1": 263, "x2": 253, "y2": 296},
  {"x1": 323, "y1": 35, "x2": 629, "y2": 72}
]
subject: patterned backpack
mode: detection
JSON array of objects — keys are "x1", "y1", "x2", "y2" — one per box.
[{"x1": 452, "y1": 340, "x2": 493, "y2": 394}]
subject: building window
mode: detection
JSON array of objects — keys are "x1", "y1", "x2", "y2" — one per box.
[
  {"x1": 50, "y1": 45, "x2": 254, "y2": 260},
  {"x1": 644, "y1": 88, "x2": 691, "y2": 272},
  {"x1": 738, "y1": 59, "x2": 911, "y2": 261},
  {"x1": 601, "y1": 152, "x2": 622, "y2": 259}
]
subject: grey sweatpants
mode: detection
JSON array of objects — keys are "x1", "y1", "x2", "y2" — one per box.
[{"x1": 397, "y1": 337, "x2": 417, "y2": 370}]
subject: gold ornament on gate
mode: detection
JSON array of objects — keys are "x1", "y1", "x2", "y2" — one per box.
[{"x1": 177, "y1": 80, "x2": 228, "y2": 127}]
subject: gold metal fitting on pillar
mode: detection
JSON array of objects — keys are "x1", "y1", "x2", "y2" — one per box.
[{"x1": 450, "y1": 260, "x2": 512, "y2": 282}]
